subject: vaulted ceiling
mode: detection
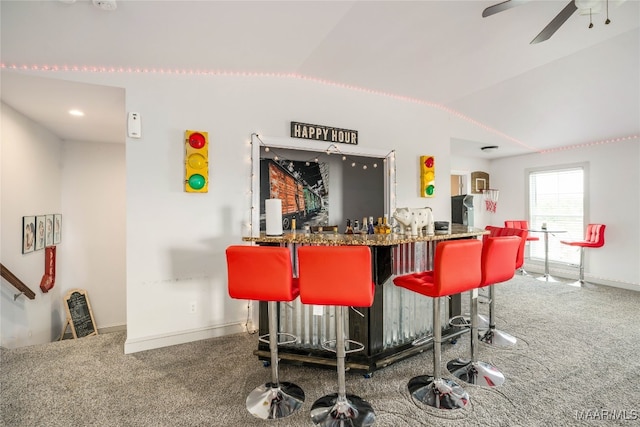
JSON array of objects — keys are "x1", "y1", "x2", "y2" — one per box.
[{"x1": 1, "y1": 0, "x2": 639, "y2": 158}]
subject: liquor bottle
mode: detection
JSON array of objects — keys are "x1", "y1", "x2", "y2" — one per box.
[
  {"x1": 353, "y1": 219, "x2": 360, "y2": 234},
  {"x1": 382, "y1": 215, "x2": 391, "y2": 234},
  {"x1": 367, "y1": 216, "x2": 375, "y2": 235},
  {"x1": 345, "y1": 219, "x2": 354, "y2": 235},
  {"x1": 376, "y1": 217, "x2": 383, "y2": 234}
]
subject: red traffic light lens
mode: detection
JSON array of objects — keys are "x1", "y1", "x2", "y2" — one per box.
[
  {"x1": 424, "y1": 157, "x2": 434, "y2": 168},
  {"x1": 188, "y1": 132, "x2": 206, "y2": 149}
]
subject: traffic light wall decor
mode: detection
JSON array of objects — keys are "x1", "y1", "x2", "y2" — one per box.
[
  {"x1": 420, "y1": 155, "x2": 435, "y2": 198},
  {"x1": 185, "y1": 130, "x2": 209, "y2": 193}
]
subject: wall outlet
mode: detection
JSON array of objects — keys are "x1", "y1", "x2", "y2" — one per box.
[{"x1": 189, "y1": 301, "x2": 197, "y2": 313}]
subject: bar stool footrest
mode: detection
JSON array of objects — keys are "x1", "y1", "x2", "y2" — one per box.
[
  {"x1": 258, "y1": 332, "x2": 298, "y2": 346},
  {"x1": 448, "y1": 315, "x2": 471, "y2": 329},
  {"x1": 321, "y1": 339, "x2": 365, "y2": 354}
]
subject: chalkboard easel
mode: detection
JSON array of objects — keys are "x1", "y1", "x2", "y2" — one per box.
[{"x1": 61, "y1": 289, "x2": 98, "y2": 340}]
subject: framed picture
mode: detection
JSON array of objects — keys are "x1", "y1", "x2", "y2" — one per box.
[
  {"x1": 45, "y1": 214, "x2": 54, "y2": 247},
  {"x1": 22, "y1": 216, "x2": 36, "y2": 254},
  {"x1": 35, "y1": 215, "x2": 46, "y2": 251},
  {"x1": 54, "y1": 214, "x2": 62, "y2": 245}
]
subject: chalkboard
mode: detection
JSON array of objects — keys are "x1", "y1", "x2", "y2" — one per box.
[{"x1": 63, "y1": 289, "x2": 98, "y2": 339}]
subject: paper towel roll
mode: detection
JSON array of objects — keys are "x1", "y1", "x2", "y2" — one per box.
[{"x1": 265, "y1": 199, "x2": 283, "y2": 235}]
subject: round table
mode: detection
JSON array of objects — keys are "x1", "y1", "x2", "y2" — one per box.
[{"x1": 529, "y1": 229, "x2": 566, "y2": 282}]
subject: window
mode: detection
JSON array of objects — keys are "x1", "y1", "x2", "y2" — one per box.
[{"x1": 527, "y1": 165, "x2": 587, "y2": 265}]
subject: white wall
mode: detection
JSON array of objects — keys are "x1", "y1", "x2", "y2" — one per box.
[
  {"x1": 58, "y1": 140, "x2": 126, "y2": 331},
  {"x1": 489, "y1": 140, "x2": 640, "y2": 288},
  {"x1": 51, "y1": 72, "x2": 464, "y2": 353},
  {"x1": 1, "y1": 102, "x2": 126, "y2": 348},
  {"x1": 4, "y1": 71, "x2": 638, "y2": 353},
  {"x1": 1, "y1": 103, "x2": 63, "y2": 347}
]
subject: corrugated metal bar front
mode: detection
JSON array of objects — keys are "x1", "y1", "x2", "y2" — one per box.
[{"x1": 385, "y1": 240, "x2": 446, "y2": 349}]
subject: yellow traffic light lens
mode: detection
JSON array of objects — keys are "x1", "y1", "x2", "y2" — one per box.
[
  {"x1": 188, "y1": 153, "x2": 206, "y2": 169},
  {"x1": 188, "y1": 174, "x2": 206, "y2": 190}
]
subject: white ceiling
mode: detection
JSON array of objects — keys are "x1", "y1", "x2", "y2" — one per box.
[{"x1": 1, "y1": 0, "x2": 639, "y2": 158}]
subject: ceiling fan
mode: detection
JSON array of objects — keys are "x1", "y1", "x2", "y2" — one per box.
[{"x1": 482, "y1": 0, "x2": 622, "y2": 44}]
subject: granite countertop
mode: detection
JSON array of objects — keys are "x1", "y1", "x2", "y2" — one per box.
[{"x1": 242, "y1": 224, "x2": 488, "y2": 246}]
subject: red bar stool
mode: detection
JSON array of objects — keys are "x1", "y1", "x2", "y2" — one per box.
[
  {"x1": 393, "y1": 239, "x2": 482, "y2": 410},
  {"x1": 478, "y1": 226, "x2": 527, "y2": 347},
  {"x1": 447, "y1": 236, "x2": 521, "y2": 387},
  {"x1": 505, "y1": 220, "x2": 538, "y2": 276},
  {"x1": 560, "y1": 224, "x2": 606, "y2": 286},
  {"x1": 225, "y1": 245, "x2": 305, "y2": 420},
  {"x1": 297, "y1": 245, "x2": 375, "y2": 427}
]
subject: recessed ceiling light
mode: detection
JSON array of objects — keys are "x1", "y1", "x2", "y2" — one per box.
[{"x1": 69, "y1": 109, "x2": 85, "y2": 117}]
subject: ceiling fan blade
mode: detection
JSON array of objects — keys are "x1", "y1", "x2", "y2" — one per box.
[
  {"x1": 482, "y1": 0, "x2": 530, "y2": 18},
  {"x1": 530, "y1": 0, "x2": 578, "y2": 44}
]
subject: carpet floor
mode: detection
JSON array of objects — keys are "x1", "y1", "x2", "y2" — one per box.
[{"x1": 2, "y1": 275, "x2": 639, "y2": 426}]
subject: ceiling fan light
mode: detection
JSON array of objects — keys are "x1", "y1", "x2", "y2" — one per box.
[
  {"x1": 576, "y1": 0, "x2": 602, "y2": 15},
  {"x1": 481, "y1": 145, "x2": 499, "y2": 153},
  {"x1": 93, "y1": 0, "x2": 117, "y2": 11}
]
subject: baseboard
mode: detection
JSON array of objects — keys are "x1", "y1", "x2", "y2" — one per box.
[
  {"x1": 123, "y1": 322, "x2": 246, "y2": 354},
  {"x1": 523, "y1": 262, "x2": 639, "y2": 291}
]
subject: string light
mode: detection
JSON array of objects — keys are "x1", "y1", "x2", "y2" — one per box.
[
  {"x1": 1, "y1": 62, "x2": 535, "y2": 150},
  {"x1": 539, "y1": 135, "x2": 639, "y2": 154},
  {"x1": 254, "y1": 135, "x2": 391, "y2": 172},
  {"x1": 6, "y1": 62, "x2": 635, "y2": 154}
]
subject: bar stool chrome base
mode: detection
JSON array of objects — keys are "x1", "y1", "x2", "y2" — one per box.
[
  {"x1": 446, "y1": 359, "x2": 505, "y2": 387},
  {"x1": 537, "y1": 273, "x2": 562, "y2": 282},
  {"x1": 479, "y1": 328, "x2": 517, "y2": 347},
  {"x1": 407, "y1": 375, "x2": 469, "y2": 410},
  {"x1": 246, "y1": 382, "x2": 305, "y2": 420},
  {"x1": 310, "y1": 393, "x2": 375, "y2": 427}
]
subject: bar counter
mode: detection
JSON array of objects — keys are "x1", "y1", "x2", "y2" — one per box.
[{"x1": 242, "y1": 224, "x2": 488, "y2": 375}]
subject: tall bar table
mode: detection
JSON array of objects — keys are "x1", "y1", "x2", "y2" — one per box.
[{"x1": 530, "y1": 228, "x2": 566, "y2": 282}]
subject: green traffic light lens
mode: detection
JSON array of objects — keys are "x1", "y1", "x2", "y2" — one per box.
[
  {"x1": 426, "y1": 185, "x2": 435, "y2": 196},
  {"x1": 188, "y1": 174, "x2": 206, "y2": 190}
]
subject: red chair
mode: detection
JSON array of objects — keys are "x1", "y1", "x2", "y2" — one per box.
[
  {"x1": 478, "y1": 226, "x2": 527, "y2": 347},
  {"x1": 504, "y1": 220, "x2": 538, "y2": 275},
  {"x1": 297, "y1": 246, "x2": 376, "y2": 426},
  {"x1": 560, "y1": 224, "x2": 606, "y2": 286},
  {"x1": 447, "y1": 236, "x2": 521, "y2": 387},
  {"x1": 226, "y1": 245, "x2": 305, "y2": 420},
  {"x1": 393, "y1": 239, "x2": 482, "y2": 410}
]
